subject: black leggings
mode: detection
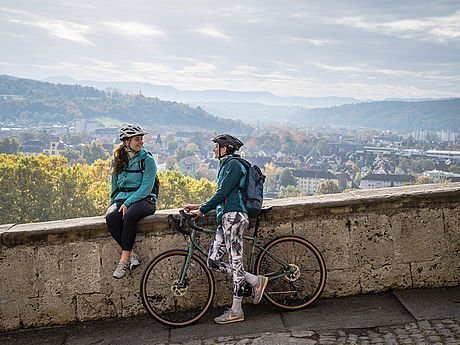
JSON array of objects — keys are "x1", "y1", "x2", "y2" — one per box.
[{"x1": 105, "y1": 198, "x2": 156, "y2": 251}]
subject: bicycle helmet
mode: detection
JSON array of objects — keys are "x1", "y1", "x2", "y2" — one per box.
[
  {"x1": 119, "y1": 124, "x2": 148, "y2": 141},
  {"x1": 212, "y1": 133, "x2": 244, "y2": 151}
]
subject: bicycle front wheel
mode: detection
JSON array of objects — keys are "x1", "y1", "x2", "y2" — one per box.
[
  {"x1": 140, "y1": 249, "x2": 215, "y2": 327},
  {"x1": 255, "y1": 235, "x2": 326, "y2": 310}
]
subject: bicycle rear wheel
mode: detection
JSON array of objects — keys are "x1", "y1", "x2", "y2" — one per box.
[
  {"x1": 140, "y1": 249, "x2": 215, "y2": 327},
  {"x1": 255, "y1": 235, "x2": 326, "y2": 310}
]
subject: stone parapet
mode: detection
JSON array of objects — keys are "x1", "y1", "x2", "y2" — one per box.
[{"x1": 0, "y1": 183, "x2": 459, "y2": 331}]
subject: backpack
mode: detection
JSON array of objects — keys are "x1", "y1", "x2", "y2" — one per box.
[
  {"x1": 119, "y1": 153, "x2": 160, "y2": 198},
  {"x1": 227, "y1": 157, "x2": 266, "y2": 218}
]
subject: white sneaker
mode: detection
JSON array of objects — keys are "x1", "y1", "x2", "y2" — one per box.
[
  {"x1": 130, "y1": 253, "x2": 141, "y2": 270},
  {"x1": 113, "y1": 262, "x2": 129, "y2": 279}
]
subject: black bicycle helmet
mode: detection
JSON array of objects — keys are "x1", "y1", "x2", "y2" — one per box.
[
  {"x1": 212, "y1": 133, "x2": 244, "y2": 151},
  {"x1": 119, "y1": 124, "x2": 148, "y2": 141}
]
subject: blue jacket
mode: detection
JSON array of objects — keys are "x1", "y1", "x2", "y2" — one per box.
[
  {"x1": 199, "y1": 154, "x2": 247, "y2": 224},
  {"x1": 110, "y1": 149, "x2": 157, "y2": 207}
]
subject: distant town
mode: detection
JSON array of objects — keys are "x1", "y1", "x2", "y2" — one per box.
[{"x1": 1, "y1": 118, "x2": 460, "y2": 198}]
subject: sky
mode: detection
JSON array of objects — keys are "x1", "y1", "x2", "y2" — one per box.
[{"x1": 1, "y1": 0, "x2": 459, "y2": 100}]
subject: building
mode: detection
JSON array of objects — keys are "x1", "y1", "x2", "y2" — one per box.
[
  {"x1": 425, "y1": 150, "x2": 460, "y2": 162},
  {"x1": 75, "y1": 119, "x2": 102, "y2": 134},
  {"x1": 423, "y1": 170, "x2": 460, "y2": 182},
  {"x1": 43, "y1": 141, "x2": 68, "y2": 156},
  {"x1": 292, "y1": 169, "x2": 339, "y2": 195},
  {"x1": 360, "y1": 174, "x2": 416, "y2": 189},
  {"x1": 179, "y1": 156, "x2": 201, "y2": 176},
  {"x1": 19, "y1": 140, "x2": 45, "y2": 155}
]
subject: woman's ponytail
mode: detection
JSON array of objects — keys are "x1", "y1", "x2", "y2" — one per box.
[{"x1": 112, "y1": 143, "x2": 129, "y2": 174}]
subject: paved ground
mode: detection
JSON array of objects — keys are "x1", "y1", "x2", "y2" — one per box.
[{"x1": 1, "y1": 286, "x2": 459, "y2": 345}]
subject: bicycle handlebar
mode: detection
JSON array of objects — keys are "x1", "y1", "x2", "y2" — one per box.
[
  {"x1": 170, "y1": 206, "x2": 273, "y2": 235},
  {"x1": 170, "y1": 210, "x2": 206, "y2": 235}
]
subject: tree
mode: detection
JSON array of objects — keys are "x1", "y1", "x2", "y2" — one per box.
[
  {"x1": 263, "y1": 162, "x2": 279, "y2": 193},
  {"x1": 0, "y1": 154, "x2": 110, "y2": 224},
  {"x1": 278, "y1": 169, "x2": 297, "y2": 187},
  {"x1": 61, "y1": 147, "x2": 81, "y2": 164},
  {"x1": 156, "y1": 170, "x2": 216, "y2": 210},
  {"x1": 81, "y1": 142, "x2": 109, "y2": 164},
  {"x1": 449, "y1": 164, "x2": 460, "y2": 174},
  {"x1": 278, "y1": 185, "x2": 305, "y2": 198},
  {"x1": 411, "y1": 158, "x2": 435, "y2": 173},
  {"x1": 0, "y1": 137, "x2": 19, "y2": 154},
  {"x1": 316, "y1": 180, "x2": 340, "y2": 195},
  {"x1": 413, "y1": 176, "x2": 436, "y2": 185}
]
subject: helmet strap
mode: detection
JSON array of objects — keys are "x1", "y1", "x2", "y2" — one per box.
[
  {"x1": 124, "y1": 138, "x2": 137, "y2": 153},
  {"x1": 217, "y1": 144, "x2": 229, "y2": 160}
]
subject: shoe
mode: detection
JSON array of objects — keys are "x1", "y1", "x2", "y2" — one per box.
[
  {"x1": 214, "y1": 309, "x2": 244, "y2": 324},
  {"x1": 253, "y1": 275, "x2": 268, "y2": 304},
  {"x1": 113, "y1": 262, "x2": 129, "y2": 279},
  {"x1": 130, "y1": 253, "x2": 141, "y2": 270}
]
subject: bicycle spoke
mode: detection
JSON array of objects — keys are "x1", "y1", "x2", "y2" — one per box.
[
  {"x1": 256, "y1": 236, "x2": 326, "y2": 310},
  {"x1": 140, "y1": 250, "x2": 215, "y2": 327}
]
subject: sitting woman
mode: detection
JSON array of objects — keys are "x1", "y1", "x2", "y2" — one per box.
[{"x1": 105, "y1": 124, "x2": 157, "y2": 279}]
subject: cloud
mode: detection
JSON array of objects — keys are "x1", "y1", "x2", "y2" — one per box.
[
  {"x1": 333, "y1": 10, "x2": 460, "y2": 43},
  {"x1": 289, "y1": 37, "x2": 330, "y2": 46},
  {"x1": 230, "y1": 65, "x2": 259, "y2": 76},
  {"x1": 313, "y1": 62, "x2": 459, "y2": 82},
  {"x1": 104, "y1": 22, "x2": 166, "y2": 38},
  {"x1": 196, "y1": 25, "x2": 230, "y2": 40},
  {"x1": 9, "y1": 18, "x2": 91, "y2": 44}
]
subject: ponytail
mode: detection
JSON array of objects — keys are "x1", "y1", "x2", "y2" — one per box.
[{"x1": 112, "y1": 143, "x2": 129, "y2": 174}]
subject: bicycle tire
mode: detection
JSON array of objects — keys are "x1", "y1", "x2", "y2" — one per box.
[
  {"x1": 255, "y1": 235, "x2": 327, "y2": 310},
  {"x1": 140, "y1": 249, "x2": 215, "y2": 327}
]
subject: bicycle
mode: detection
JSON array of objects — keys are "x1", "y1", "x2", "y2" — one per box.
[{"x1": 140, "y1": 207, "x2": 327, "y2": 327}]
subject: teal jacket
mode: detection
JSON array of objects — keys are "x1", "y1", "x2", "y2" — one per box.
[
  {"x1": 199, "y1": 155, "x2": 247, "y2": 224},
  {"x1": 110, "y1": 149, "x2": 157, "y2": 207}
]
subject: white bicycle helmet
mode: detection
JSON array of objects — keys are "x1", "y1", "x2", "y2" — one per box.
[{"x1": 119, "y1": 124, "x2": 148, "y2": 141}]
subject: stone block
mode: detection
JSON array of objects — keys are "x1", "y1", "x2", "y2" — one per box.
[
  {"x1": 314, "y1": 217, "x2": 353, "y2": 270},
  {"x1": 36, "y1": 242, "x2": 101, "y2": 296},
  {"x1": 442, "y1": 207, "x2": 460, "y2": 256},
  {"x1": 411, "y1": 257, "x2": 459, "y2": 288},
  {"x1": 0, "y1": 247, "x2": 38, "y2": 299},
  {"x1": 0, "y1": 300, "x2": 20, "y2": 332},
  {"x1": 322, "y1": 269, "x2": 361, "y2": 297},
  {"x1": 19, "y1": 295, "x2": 76, "y2": 328},
  {"x1": 76, "y1": 293, "x2": 121, "y2": 321},
  {"x1": 360, "y1": 263, "x2": 412, "y2": 293},
  {"x1": 350, "y1": 214, "x2": 396, "y2": 267},
  {"x1": 391, "y1": 208, "x2": 446, "y2": 263}
]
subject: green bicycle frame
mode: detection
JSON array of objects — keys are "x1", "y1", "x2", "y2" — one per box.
[{"x1": 175, "y1": 222, "x2": 295, "y2": 287}]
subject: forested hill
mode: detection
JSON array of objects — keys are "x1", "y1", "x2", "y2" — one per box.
[
  {"x1": 290, "y1": 98, "x2": 460, "y2": 131},
  {"x1": 0, "y1": 75, "x2": 247, "y2": 133}
]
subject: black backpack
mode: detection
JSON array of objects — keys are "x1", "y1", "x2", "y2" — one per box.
[
  {"x1": 226, "y1": 157, "x2": 266, "y2": 218},
  {"x1": 119, "y1": 153, "x2": 160, "y2": 198}
]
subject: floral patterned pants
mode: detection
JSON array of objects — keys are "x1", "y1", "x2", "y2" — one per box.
[{"x1": 207, "y1": 212, "x2": 249, "y2": 297}]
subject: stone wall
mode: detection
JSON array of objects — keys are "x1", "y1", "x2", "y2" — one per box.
[{"x1": 1, "y1": 183, "x2": 459, "y2": 332}]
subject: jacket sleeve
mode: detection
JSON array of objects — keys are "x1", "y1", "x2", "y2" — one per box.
[
  {"x1": 124, "y1": 156, "x2": 157, "y2": 207},
  {"x1": 199, "y1": 160, "x2": 242, "y2": 214}
]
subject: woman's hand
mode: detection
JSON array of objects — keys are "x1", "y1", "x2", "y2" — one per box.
[
  {"x1": 118, "y1": 204, "x2": 128, "y2": 218},
  {"x1": 191, "y1": 210, "x2": 204, "y2": 218},
  {"x1": 183, "y1": 203, "x2": 199, "y2": 212}
]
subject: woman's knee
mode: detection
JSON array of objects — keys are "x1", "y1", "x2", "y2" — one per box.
[{"x1": 105, "y1": 207, "x2": 121, "y2": 225}]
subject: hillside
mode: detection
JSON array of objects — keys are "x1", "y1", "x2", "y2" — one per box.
[
  {"x1": 43, "y1": 76, "x2": 359, "y2": 107},
  {"x1": 0, "y1": 75, "x2": 248, "y2": 133},
  {"x1": 290, "y1": 99, "x2": 460, "y2": 131}
]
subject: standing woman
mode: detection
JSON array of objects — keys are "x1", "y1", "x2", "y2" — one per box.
[{"x1": 106, "y1": 124, "x2": 157, "y2": 279}]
